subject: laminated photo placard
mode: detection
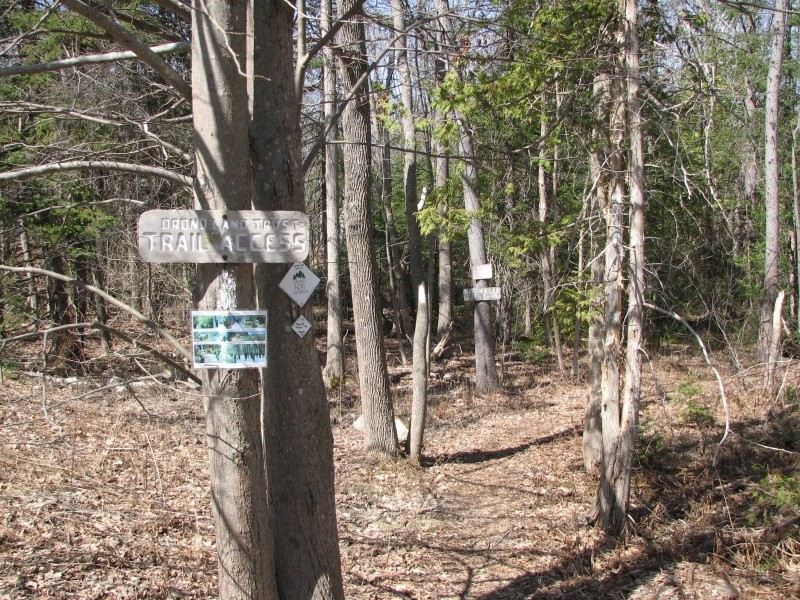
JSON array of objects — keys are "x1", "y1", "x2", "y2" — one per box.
[{"x1": 191, "y1": 310, "x2": 268, "y2": 369}]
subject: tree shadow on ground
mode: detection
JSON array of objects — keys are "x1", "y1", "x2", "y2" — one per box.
[
  {"x1": 472, "y1": 529, "x2": 718, "y2": 599},
  {"x1": 422, "y1": 425, "x2": 581, "y2": 467},
  {"x1": 342, "y1": 523, "x2": 720, "y2": 600}
]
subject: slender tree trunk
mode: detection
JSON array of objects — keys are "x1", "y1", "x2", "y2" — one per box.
[
  {"x1": 338, "y1": 0, "x2": 398, "y2": 457},
  {"x1": 91, "y1": 263, "x2": 111, "y2": 352},
  {"x1": 456, "y1": 114, "x2": 500, "y2": 394},
  {"x1": 126, "y1": 243, "x2": 142, "y2": 313},
  {"x1": 192, "y1": 0, "x2": 277, "y2": 595},
  {"x1": 434, "y1": 0, "x2": 498, "y2": 392},
  {"x1": 370, "y1": 77, "x2": 411, "y2": 357},
  {"x1": 766, "y1": 290, "x2": 786, "y2": 393},
  {"x1": 595, "y1": 17, "x2": 626, "y2": 531},
  {"x1": 18, "y1": 227, "x2": 37, "y2": 311},
  {"x1": 616, "y1": 0, "x2": 646, "y2": 530},
  {"x1": 583, "y1": 66, "x2": 611, "y2": 475},
  {"x1": 792, "y1": 120, "x2": 800, "y2": 333},
  {"x1": 759, "y1": 0, "x2": 786, "y2": 360},
  {"x1": 321, "y1": 0, "x2": 344, "y2": 387},
  {"x1": 572, "y1": 210, "x2": 584, "y2": 378},
  {"x1": 391, "y1": 0, "x2": 429, "y2": 462},
  {"x1": 733, "y1": 77, "x2": 758, "y2": 270},
  {"x1": 538, "y1": 91, "x2": 565, "y2": 374},
  {"x1": 433, "y1": 0, "x2": 452, "y2": 343}
]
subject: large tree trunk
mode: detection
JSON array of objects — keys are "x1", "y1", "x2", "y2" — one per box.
[
  {"x1": 594, "y1": 11, "x2": 626, "y2": 532},
  {"x1": 338, "y1": 0, "x2": 398, "y2": 457},
  {"x1": 758, "y1": 0, "x2": 787, "y2": 361},
  {"x1": 192, "y1": 0, "x2": 278, "y2": 595},
  {"x1": 248, "y1": 0, "x2": 345, "y2": 596},
  {"x1": 583, "y1": 69, "x2": 611, "y2": 476},
  {"x1": 594, "y1": 0, "x2": 645, "y2": 535},
  {"x1": 321, "y1": 0, "x2": 344, "y2": 387}
]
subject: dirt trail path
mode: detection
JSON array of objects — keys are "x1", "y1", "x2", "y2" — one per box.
[
  {"x1": 1, "y1": 353, "x2": 796, "y2": 598},
  {"x1": 335, "y1": 382, "x2": 602, "y2": 599}
]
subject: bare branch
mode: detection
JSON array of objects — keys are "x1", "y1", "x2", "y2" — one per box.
[
  {"x1": 58, "y1": 0, "x2": 192, "y2": 101},
  {"x1": 644, "y1": 302, "x2": 732, "y2": 468},
  {"x1": 1, "y1": 321, "x2": 201, "y2": 385},
  {"x1": 0, "y1": 265, "x2": 193, "y2": 365},
  {"x1": 0, "y1": 160, "x2": 192, "y2": 188},
  {"x1": 0, "y1": 41, "x2": 190, "y2": 78},
  {"x1": 149, "y1": 0, "x2": 192, "y2": 22},
  {"x1": 1, "y1": 100, "x2": 193, "y2": 161},
  {"x1": 302, "y1": 12, "x2": 454, "y2": 173},
  {"x1": 296, "y1": 0, "x2": 367, "y2": 88}
]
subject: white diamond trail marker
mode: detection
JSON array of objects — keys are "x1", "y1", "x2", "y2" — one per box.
[
  {"x1": 292, "y1": 315, "x2": 312, "y2": 338},
  {"x1": 279, "y1": 262, "x2": 320, "y2": 307}
]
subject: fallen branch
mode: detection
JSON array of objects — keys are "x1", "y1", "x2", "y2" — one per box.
[
  {"x1": 0, "y1": 265, "x2": 197, "y2": 367},
  {"x1": 0, "y1": 320, "x2": 200, "y2": 385},
  {"x1": 644, "y1": 302, "x2": 731, "y2": 468}
]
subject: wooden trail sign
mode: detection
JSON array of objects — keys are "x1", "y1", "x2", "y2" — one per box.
[
  {"x1": 138, "y1": 209, "x2": 309, "y2": 263},
  {"x1": 463, "y1": 287, "x2": 502, "y2": 302}
]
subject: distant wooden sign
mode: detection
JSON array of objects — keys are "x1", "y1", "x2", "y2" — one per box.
[
  {"x1": 463, "y1": 287, "x2": 502, "y2": 302},
  {"x1": 471, "y1": 263, "x2": 493, "y2": 280},
  {"x1": 138, "y1": 209, "x2": 309, "y2": 263}
]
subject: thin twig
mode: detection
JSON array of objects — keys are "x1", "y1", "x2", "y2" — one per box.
[{"x1": 732, "y1": 432, "x2": 800, "y2": 457}]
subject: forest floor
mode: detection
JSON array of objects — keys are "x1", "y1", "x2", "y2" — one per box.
[{"x1": 1, "y1": 330, "x2": 799, "y2": 599}]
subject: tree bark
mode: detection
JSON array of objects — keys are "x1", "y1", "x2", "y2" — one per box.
[
  {"x1": 433, "y1": 0, "x2": 452, "y2": 343},
  {"x1": 248, "y1": 0, "x2": 345, "y2": 596},
  {"x1": 758, "y1": 0, "x2": 787, "y2": 361},
  {"x1": 594, "y1": 13, "x2": 626, "y2": 532},
  {"x1": 792, "y1": 119, "x2": 800, "y2": 333},
  {"x1": 321, "y1": 0, "x2": 344, "y2": 387},
  {"x1": 371, "y1": 75, "x2": 412, "y2": 348},
  {"x1": 765, "y1": 289, "x2": 785, "y2": 393},
  {"x1": 18, "y1": 227, "x2": 37, "y2": 311},
  {"x1": 391, "y1": 0, "x2": 429, "y2": 463},
  {"x1": 191, "y1": 0, "x2": 277, "y2": 595},
  {"x1": 594, "y1": 0, "x2": 645, "y2": 534},
  {"x1": 457, "y1": 115, "x2": 500, "y2": 394},
  {"x1": 617, "y1": 0, "x2": 646, "y2": 532},
  {"x1": 583, "y1": 68, "x2": 611, "y2": 476},
  {"x1": 538, "y1": 91, "x2": 565, "y2": 374},
  {"x1": 338, "y1": 0, "x2": 398, "y2": 457}
]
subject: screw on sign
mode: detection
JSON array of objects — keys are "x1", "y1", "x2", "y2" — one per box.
[
  {"x1": 138, "y1": 209, "x2": 309, "y2": 263},
  {"x1": 292, "y1": 315, "x2": 312, "y2": 338},
  {"x1": 279, "y1": 263, "x2": 320, "y2": 307}
]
